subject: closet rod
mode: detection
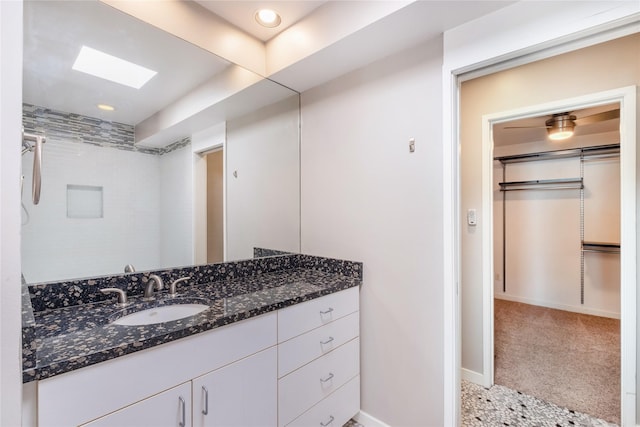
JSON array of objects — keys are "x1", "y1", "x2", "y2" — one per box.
[
  {"x1": 499, "y1": 178, "x2": 583, "y2": 191},
  {"x1": 495, "y1": 143, "x2": 620, "y2": 164},
  {"x1": 582, "y1": 242, "x2": 620, "y2": 254}
]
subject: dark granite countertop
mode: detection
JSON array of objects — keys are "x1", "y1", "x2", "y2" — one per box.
[{"x1": 22, "y1": 254, "x2": 362, "y2": 383}]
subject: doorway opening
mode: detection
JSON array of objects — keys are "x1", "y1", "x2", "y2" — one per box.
[
  {"x1": 491, "y1": 102, "x2": 621, "y2": 423},
  {"x1": 472, "y1": 87, "x2": 636, "y2": 425},
  {"x1": 205, "y1": 148, "x2": 224, "y2": 264}
]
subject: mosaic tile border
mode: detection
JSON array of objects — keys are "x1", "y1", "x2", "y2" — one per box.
[{"x1": 22, "y1": 103, "x2": 189, "y2": 156}]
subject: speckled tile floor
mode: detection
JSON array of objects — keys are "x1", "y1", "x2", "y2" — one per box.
[
  {"x1": 343, "y1": 420, "x2": 364, "y2": 427},
  {"x1": 462, "y1": 380, "x2": 617, "y2": 427}
]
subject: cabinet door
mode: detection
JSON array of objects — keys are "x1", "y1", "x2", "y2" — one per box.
[
  {"x1": 81, "y1": 382, "x2": 191, "y2": 427},
  {"x1": 193, "y1": 346, "x2": 277, "y2": 427}
]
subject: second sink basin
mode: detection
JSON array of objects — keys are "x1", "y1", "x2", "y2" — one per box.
[{"x1": 112, "y1": 303, "x2": 209, "y2": 326}]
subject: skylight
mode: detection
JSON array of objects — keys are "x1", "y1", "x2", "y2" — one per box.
[{"x1": 72, "y1": 46, "x2": 157, "y2": 89}]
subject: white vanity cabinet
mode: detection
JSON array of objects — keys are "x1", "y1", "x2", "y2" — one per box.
[
  {"x1": 36, "y1": 312, "x2": 277, "y2": 427},
  {"x1": 32, "y1": 287, "x2": 360, "y2": 427},
  {"x1": 277, "y1": 287, "x2": 360, "y2": 427}
]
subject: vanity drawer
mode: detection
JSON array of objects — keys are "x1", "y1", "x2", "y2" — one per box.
[
  {"x1": 278, "y1": 311, "x2": 359, "y2": 378},
  {"x1": 286, "y1": 375, "x2": 360, "y2": 427},
  {"x1": 278, "y1": 337, "x2": 359, "y2": 426},
  {"x1": 278, "y1": 287, "x2": 359, "y2": 343}
]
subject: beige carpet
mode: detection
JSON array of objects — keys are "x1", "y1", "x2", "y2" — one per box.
[{"x1": 494, "y1": 299, "x2": 620, "y2": 425}]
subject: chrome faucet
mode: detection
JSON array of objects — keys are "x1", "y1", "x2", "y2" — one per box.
[
  {"x1": 144, "y1": 274, "x2": 164, "y2": 299},
  {"x1": 168, "y1": 276, "x2": 191, "y2": 297},
  {"x1": 100, "y1": 288, "x2": 128, "y2": 306}
]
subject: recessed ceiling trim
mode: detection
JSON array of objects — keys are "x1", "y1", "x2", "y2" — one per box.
[{"x1": 255, "y1": 9, "x2": 281, "y2": 28}]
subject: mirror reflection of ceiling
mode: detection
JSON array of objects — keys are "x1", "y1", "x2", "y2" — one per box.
[
  {"x1": 493, "y1": 103, "x2": 620, "y2": 147},
  {"x1": 23, "y1": 1, "x2": 232, "y2": 126}
]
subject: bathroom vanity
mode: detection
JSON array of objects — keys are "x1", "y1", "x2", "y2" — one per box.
[{"x1": 22, "y1": 254, "x2": 362, "y2": 427}]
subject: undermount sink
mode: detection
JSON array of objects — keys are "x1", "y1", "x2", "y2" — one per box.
[{"x1": 112, "y1": 303, "x2": 209, "y2": 326}]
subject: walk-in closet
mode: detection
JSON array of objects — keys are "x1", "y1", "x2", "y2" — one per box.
[{"x1": 492, "y1": 103, "x2": 621, "y2": 424}]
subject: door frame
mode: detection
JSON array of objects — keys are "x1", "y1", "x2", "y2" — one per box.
[
  {"x1": 442, "y1": 12, "x2": 640, "y2": 426},
  {"x1": 479, "y1": 87, "x2": 636, "y2": 423}
]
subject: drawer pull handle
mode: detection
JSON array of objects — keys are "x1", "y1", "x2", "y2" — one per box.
[
  {"x1": 320, "y1": 337, "x2": 335, "y2": 345},
  {"x1": 320, "y1": 415, "x2": 335, "y2": 426},
  {"x1": 320, "y1": 307, "x2": 334, "y2": 315},
  {"x1": 178, "y1": 396, "x2": 186, "y2": 427},
  {"x1": 202, "y1": 386, "x2": 209, "y2": 415},
  {"x1": 320, "y1": 373, "x2": 334, "y2": 383}
]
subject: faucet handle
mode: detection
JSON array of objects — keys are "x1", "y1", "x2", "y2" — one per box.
[
  {"x1": 100, "y1": 288, "x2": 128, "y2": 306},
  {"x1": 169, "y1": 276, "x2": 191, "y2": 297}
]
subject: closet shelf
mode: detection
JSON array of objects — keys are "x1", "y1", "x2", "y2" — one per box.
[
  {"x1": 495, "y1": 144, "x2": 620, "y2": 164},
  {"x1": 582, "y1": 241, "x2": 620, "y2": 254},
  {"x1": 498, "y1": 178, "x2": 583, "y2": 192}
]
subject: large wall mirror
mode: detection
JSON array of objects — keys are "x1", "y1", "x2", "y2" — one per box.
[{"x1": 21, "y1": 0, "x2": 300, "y2": 284}]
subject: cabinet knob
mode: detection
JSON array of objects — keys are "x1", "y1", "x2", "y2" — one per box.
[
  {"x1": 320, "y1": 307, "x2": 334, "y2": 315},
  {"x1": 320, "y1": 372, "x2": 334, "y2": 383},
  {"x1": 320, "y1": 337, "x2": 335, "y2": 346},
  {"x1": 320, "y1": 415, "x2": 335, "y2": 426}
]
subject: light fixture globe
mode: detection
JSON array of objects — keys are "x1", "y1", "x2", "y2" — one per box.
[
  {"x1": 546, "y1": 114, "x2": 576, "y2": 140},
  {"x1": 255, "y1": 9, "x2": 281, "y2": 28}
]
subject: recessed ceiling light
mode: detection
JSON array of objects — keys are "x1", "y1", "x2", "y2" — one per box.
[
  {"x1": 97, "y1": 104, "x2": 115, "y2": 112},
  {"x1": 72, "y1": 46, "x2": 157, "y2": 89},
  {"x1": 255, "y1": 9, "x2": 281, "y2": 28}
]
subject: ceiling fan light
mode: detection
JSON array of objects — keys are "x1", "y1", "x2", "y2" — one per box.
[
  {"x1": 548, "y1": 129, "x2": 574, "y2": 140},
  {"x1": 546, "y1": 114, "x2": 576, "y2": 141}
]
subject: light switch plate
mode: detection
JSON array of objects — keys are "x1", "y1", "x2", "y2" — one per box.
[{"x1": 467, "y1": 209, "x2": 477, "y2": 226}]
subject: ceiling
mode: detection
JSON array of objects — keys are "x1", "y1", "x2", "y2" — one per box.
[
  {"x1": 23, "y1": 0, "x2": 516, "y2": 142},
  {"x1": 493, "y1": 103, "x2": 620, "y2": 147},
  {"x1": 23, "y1": 0, "x2": 232, "y2": 125},
  {"x1": 195, "y1": 1, "x2": 327, "y2": 42}
]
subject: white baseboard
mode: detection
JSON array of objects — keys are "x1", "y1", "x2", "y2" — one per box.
[
  {"x1": 461, "y1": 368, "x2": 485, "y2": 386},
  {"x1": 354, "y1": 410, "x2": 391, "y2": 427},
  {"x1": 495, "y1": 293, "x2": 620, "y2": 319}
]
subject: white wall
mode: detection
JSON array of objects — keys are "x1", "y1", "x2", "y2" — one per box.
[
  {"x1": 226, "y1": 95, "x2": 300, "y2": 261},
  {"x1": 0, "y1": 1, "x2": 23, "y2": 424},
  {"x1": 300, "y1": 38, "x2": 444, "y2": 426},
  {"x1": 21, "y1": 140, "x2": 162, "y2": 282},
  {"x1": 493, "y1": 153, "x2": 620, "y2": 318},
  {"x1": 159, "y1": 145, "x2": 194, "y2": 269}
]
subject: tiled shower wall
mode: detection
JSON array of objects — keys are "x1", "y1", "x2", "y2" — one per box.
[{"x1": 21, "y1": 104, "x2": 192, "y2": 283}]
